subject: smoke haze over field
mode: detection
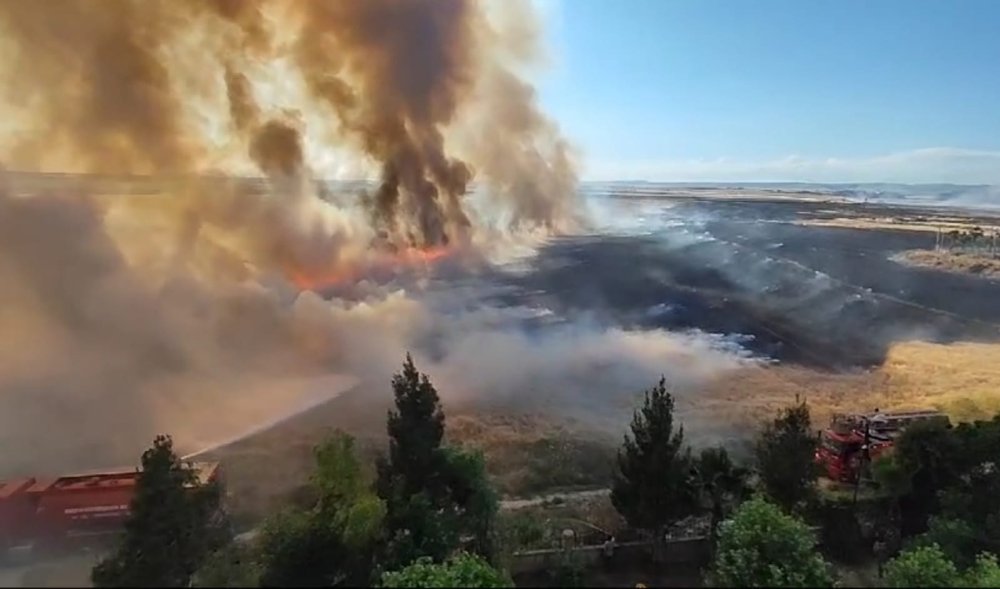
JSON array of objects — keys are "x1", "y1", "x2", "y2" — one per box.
[
  {"x1": 0, "y1": 1, "x2": 758, "y2": 476},
  {"x1": 0, "y1": 172, "x2": 752, "y2": 473}
]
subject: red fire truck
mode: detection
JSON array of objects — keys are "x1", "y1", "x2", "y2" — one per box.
[
  {"x1": 815, "y1": 409, "x2": 948, "y2": 482},
  {"x1": 0, "y1": 462, "x2": 221, "y2": 557}
]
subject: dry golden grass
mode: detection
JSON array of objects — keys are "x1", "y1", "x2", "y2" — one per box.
[
  {"x1": 213, "y1": 341, "x2": 1000, "y2": 526},
  {"x1": 698, "y1": 340, "x2": 1000, "y2": 429},
  {"x1": 213, "y1": 402, "x2": 618, "y2": 526},
  {"x1": 447, "y1": 413, "x2": 618, "y2": 497},
  {"x1": 878, "y1": 340, "x2": 1000, "y2": 421},
  {"x1": 895, "y1": 249, "x2": 1000, "y2": 280},
  {"x1": 797, "y1": 216, "x2": 999, "y2": 235}
]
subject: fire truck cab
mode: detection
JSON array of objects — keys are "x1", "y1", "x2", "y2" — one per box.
[{"x1": 816, "y1": 409, "x2": 948, "y2": 482}]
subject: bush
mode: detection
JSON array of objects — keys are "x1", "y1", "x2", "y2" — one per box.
[
  {"x1": 884, "y1": 543, "x2": 1000, "y2": 588},
  {"x1": 964, "y1": 553, "x2": 1000, "y2": 588},
  {"x1": 498, "y1": 512, "x2": 549, "y2": 551},
  {"x1": 883, "y1": 543, "x2": 959, "y2": 587},
  {"x1": 906, "y1": 516, "x2": 976, "y2": 569},
  {"x1": 711, "y1": 496, "x2": 832, "y2": 587},
  {"x1": 380, "y1": 552, "x2": 512, "y2": 588}
]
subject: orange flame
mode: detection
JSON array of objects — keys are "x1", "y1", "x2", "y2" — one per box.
[{"x1": 287, "y1": 245, "x2": 454, "y2": 292}]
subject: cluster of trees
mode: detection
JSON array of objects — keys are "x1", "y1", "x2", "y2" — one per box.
[
  {"x1": 611, "y1": 377, "x2": 1000, "y2": 587},
  {"x1": 882, "y1": 543, "x2": 1000, "y2": 587},
  {"x1": 92, "y1": 355, "x2": 510, "y2": 588},
  {"x1": 92, "y1": 360, "x2": 1000, "y2": 587},
  {"x1": 869, "y1": 414, "x2": 1000, "y2": 585},
  {"x1": 611, "y1": 380, "x2": 829, "y2": 586}
]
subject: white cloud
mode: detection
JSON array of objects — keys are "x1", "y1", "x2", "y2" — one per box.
[{"x1": 583, "y1": 148, "x2": 1000, "y2": 184}]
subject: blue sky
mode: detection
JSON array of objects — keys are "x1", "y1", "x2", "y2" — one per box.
[{"x1": 535, "y1": 0, "x2": 1000, "y2": 183}]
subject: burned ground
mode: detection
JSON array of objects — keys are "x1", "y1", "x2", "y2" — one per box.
[{"x1": 474, "y1": 197, "x2": 1000, "y2": 370}]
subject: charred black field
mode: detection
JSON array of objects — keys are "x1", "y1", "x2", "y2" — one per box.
[{"x1": 469, "y1": 192, "x2": 1000, "y2": 371}]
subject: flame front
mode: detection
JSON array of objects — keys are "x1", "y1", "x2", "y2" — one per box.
[{"x1": 287, "y1": 245, "x2": 454, "y2": 292}]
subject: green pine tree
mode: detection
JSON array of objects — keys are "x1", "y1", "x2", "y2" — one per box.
[
  {"x1": 611, "y1": 377, "x2": 698, "y2": 537},
  {"x1": 380, "y1": 354, "x2": 447, "y2": 499},
  {"x1": 92, "y1": 435, "x2": 228, "y2": 588},
  {"x1": 376, "y1": 354, "x2": 497, "y2": 568},
  {"x1": 755, "y1": 397, "x2": 818, "y2": 512}
]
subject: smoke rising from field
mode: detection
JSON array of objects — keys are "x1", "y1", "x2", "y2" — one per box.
[
  {"x1": 294, "y1": 0, "x2": 477, "y2": 246},
  {"x1": 0, "y1": 0, "x2": 580, "y2": 242},
  {"x1": 0, "y1": 1, "x2": 753, "y2": 476},
  {"x1": 0, "y1": 169, "x2": 753, "y2": 475}
]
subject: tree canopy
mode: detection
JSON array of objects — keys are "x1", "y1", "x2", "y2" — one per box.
[
  {"x1": 193, "y1": 542, "x2": 261, "y2": 588},
  {"x1": 376, "y1": 354, "x2": 497, "y2": 568},
  {"x1": 885, "y1": 539, "x2": 1000, "y2": 587},
  {"x1": 611, "y1": 377, "x2": 698, "y2": 534},
  {"x1": 380, "y1": 552, "x2": 512, "y2": 588},
  {"x1": 92, "y1": 435, "x2": 228, "y2": 588},
  {"x1": 894, "y1": 415, "x2": 1000, "y2": 552},
  {"x1": 907, "y1": 516, "x2": 977, "y2": 570},
  {"x1": 754, "y1": 398, "x2": 817, "y2": 512},
  {"x1": 711, "y1": 496, "x2": 832, "y2": 588},
  {"x1": 964, "y1": 553, "x2": 1000, "y2": 588},
  {"x1": 884, "y1": 543, "x2": 959, "y2": 587},
  {"x1": 256, "y1": 432, "x2": 384, "y2": 587}
]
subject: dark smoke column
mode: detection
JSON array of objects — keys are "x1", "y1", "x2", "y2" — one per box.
[{"x1": 295, "y1": 0, "x2": 479, "y2": 248}]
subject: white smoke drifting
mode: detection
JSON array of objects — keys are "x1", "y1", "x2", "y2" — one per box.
[{"x1": 0, "y1": 1, "x2": 748, "y2": 476}]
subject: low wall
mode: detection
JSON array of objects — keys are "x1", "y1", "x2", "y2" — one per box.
[{"x1": 508, "y1": 536, "x2": 710, "y2": 576}]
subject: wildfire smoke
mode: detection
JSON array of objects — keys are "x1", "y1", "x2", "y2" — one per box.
[{"x1": 0, "y1": 0, "x2": 593, "y2": 474}]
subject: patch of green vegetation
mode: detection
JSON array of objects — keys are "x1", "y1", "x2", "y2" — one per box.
[
  {"x1": 499, "y1": 435, "x2": 616, "y2": 497},
  {"x1": 497, "y1": 512, "x2": 552, "y2": 551}
]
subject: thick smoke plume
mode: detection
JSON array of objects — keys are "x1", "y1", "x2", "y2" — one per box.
[
  {"x1": 0, "y1": 0, "x2": 579, "y2": 244},
  {"x1": 0, "y1": 1, "x2": 746, "y2": 477},
  {"x1": 295, "y1": 0, "x2": 477, "y2": 246},
  {"x1": 0, "y1": 2, "x2": 197, "y2": 174}
]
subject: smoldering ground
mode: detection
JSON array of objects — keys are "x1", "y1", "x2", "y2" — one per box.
[{"x1": 575, "y1": 193, "x2": 1000, "y2": 366}]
